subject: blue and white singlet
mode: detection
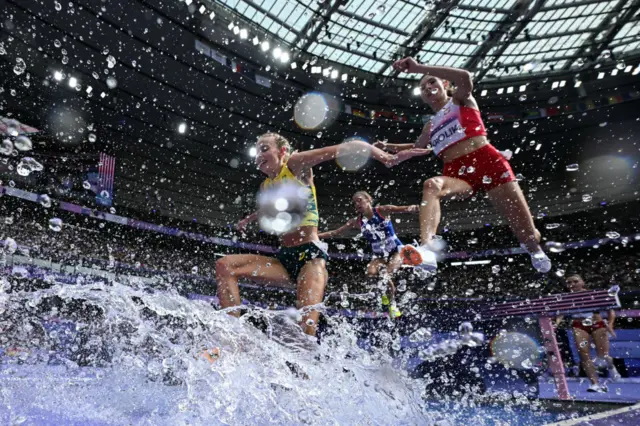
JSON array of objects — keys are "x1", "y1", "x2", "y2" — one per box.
[{"x1": 359, "y1": 208, "x2": 403, "y2": 257}]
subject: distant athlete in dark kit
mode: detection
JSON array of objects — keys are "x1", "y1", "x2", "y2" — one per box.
[{"x1": 379, "y1": 57, "x2": 551, "y2": 274}]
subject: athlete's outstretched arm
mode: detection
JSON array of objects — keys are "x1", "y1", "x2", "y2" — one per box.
[
  {"x1": 377, "y1": 205, "x2": 419, "y2": 215},
  {"x1": 287, "y1": 139, "x2": 430, "y2": 175},
  {"x1": 374, "y1": 140, "x2": 415, "y2": 153},
  {"x1": 236, "y1": 211, "x2": 258, "y2": 231},
  {"x1": 318, "y1": 218, "x2": 358, "y2": 239},
  {"x1": 393, "y1": 57, "x2": 473, "y2": 102}
]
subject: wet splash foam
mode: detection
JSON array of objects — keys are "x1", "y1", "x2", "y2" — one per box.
[{"x1": 0, "y1": 280, "x2": 430, "y2": 425}]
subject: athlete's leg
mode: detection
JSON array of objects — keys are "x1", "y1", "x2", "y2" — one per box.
[
  {"x1": 573, "y1": 327, "x2": 599, "y2": 385},
  {"x1": 419, "y1": 176, "x2": 473, "y2": 245},
  {"x1": 592, "y1": 327, "x2": 610, "y2": 358},
  {"x1": 216, "y1": 254, "x2": 291, "y2": 317},
  {"x1": 486, "y1": 181, "x2": 541, "y2": 253},
  {"x1": 592, "y1": 326, "x2": 620, "y2": 378},
  {"x1": 366, "y1": 258, "x2": 386, "y2": 277},
  {"x1": 384, "y1": 252, "x2": 404, "y2": 298},
  {"x1": 296, "y1": 258, "x2": 328, "y2": 335}
]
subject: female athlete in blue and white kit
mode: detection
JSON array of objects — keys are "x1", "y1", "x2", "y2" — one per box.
[{"x1": 318, "y1": 191, "x2": 418, "y2": 317}]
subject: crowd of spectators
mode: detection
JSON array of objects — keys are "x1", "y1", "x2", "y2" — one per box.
[{"x1": 2, "y1": 202, "x2": 638, "y2": 301}]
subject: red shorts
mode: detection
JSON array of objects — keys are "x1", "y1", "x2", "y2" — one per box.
[
  {"x1": 442, "y1": 144, "x2": 515, "y2": 193},
  {"x1": 572, "y1": 319, "x2": 607, "y2": 334}
]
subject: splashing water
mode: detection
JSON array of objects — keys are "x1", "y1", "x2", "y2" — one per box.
[{"x1": 0, "y1": 278, "x2": 434, "y2": 425}]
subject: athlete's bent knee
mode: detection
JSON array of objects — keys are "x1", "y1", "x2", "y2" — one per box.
[
  {"x1": 215, "y1": 257, "x2": 233, "y2": 278},
  {"x1": 423, "y1": 177, "x2": 444, "y2": 197}
]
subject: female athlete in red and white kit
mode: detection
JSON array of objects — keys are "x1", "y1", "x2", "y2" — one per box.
[{"x1": 379, "y1": 57, "x2": 551, "y2": 273}]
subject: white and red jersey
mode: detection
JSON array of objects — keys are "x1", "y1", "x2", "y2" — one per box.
[{"x1": 428, "y1": 99, "x2": 487, "y2": 156}]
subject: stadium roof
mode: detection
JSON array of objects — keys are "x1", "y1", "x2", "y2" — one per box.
[{"x1": 213, "y1": 0, "x2": 640, "y2": 82}]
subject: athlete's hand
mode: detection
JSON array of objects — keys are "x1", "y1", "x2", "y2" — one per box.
[
  {"x1": 392, "y1": 57, "x2": 421, "y2": 73},
  {"x1": 236, "y1": 217, "x2": 252, "y2": 231},
  {"x1": 373, "y1": 140, "x2": 388, "y2": 150},
  {"x1": 386, "y1": 147, "x2": 432, "y2": 167}
]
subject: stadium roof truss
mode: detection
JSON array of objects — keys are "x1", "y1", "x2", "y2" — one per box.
[{"x1": 213, "y1": 0, "x2": 640, "y2": 82}]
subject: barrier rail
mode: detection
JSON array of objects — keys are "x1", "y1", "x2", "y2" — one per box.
[{"x1": 481, "y1": 287, "x2": 622, "y2": 400}]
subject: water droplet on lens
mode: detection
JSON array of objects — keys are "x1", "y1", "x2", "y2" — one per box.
[
  {"x1": 38, "y1": 194, "x2": 52, "y2": 208},
  {"x1": 48, "y1": 218, "x2": 63, "y2": 232},
  {"x1": 602, "y1": 49, "x2": 611, "y2": 59},
  {"x1": 545, "y1": 223, "x2": 560, "y2": 229},
  {"x1": 576, "y1": 58, "x2": 585, "y2": 67},
  {"x1": 109, "y1": 207, "x2": 116, "y2": 214},
  {"x1": 54, "y1": 1, "x2": 62, "y2": 11},
  {"x1": 566, "y1": 163, "x2": 579, "y2": 171},
  {"x1": 13, "y1": 58, "x2": 26, "y2": 75},
  {"x1": 492, "y1": 265, "x2": 500, "y2": 273},
  {"x1": 482, "y1": 176, "x2": 492, "y2": 184},
  {"x1": 466, "y1": 166, "x2": 475, "y2": 173},
  {"x1": 606, "y1": 231, "x2": 620, "y2": 239},
  {"x1": 599, "y1": 122, "x2": 608, "y2": 127},
  {"x1": 106, "y1": 76, "x2": 117, "y2": 89},
  {"x1": 2, "y1": 238, "x2": 17, "y2": 255},
  {"x1": 13, "y1": 136, "x2": 32, "y2": 151},
  {"x1": 88, "y1": 133, "x2": 97, "y2": 143},
  {"x1": 616, "y1": 60, "x2": 625, "y2": 70},
  {"x1": 92, "y1": 71, "x2": 99, "y2": 79},
  {"x1": 519, "y1": 94, "x2": 527, "y2": 101},
  {"x1": 582, "y1": 194, "x2": 592, "y2": 202},
  {"x1": 82, "y1": 181, "x2": 91, "y2": 190},
  {"x1": 548, "y1": 96, "x2": 558, "y2": 105}
]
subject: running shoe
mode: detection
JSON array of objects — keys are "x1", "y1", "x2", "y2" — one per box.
[
  {"x1": 401, "y1": 244, "x2": 437, "y2": 271},
  {"x1": 609, "y1": 366, "x2": 622, "y2": 381},
  {"x1": 521, "y1": 244, "x2": 552, "y2": 273},
  {"x1": 587, "y1": 383, "x2": 608, "y2": 393},
  {"x1": 531, "y1": 251, "x2": 552, "y2": 273},
  {"x1": 389, "y1": 304, "x2": 402, "y2": 318}
]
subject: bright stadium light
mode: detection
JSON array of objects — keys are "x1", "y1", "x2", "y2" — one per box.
[
  {"x1": 53, "y1": 70, "x2": 63, "y2": 81},
  {"x1": 199, "y1": 5, "x2": 206, "y2": 14},
  {"x1": 249, "y1": 147, "x2": 257, "y2": 157},
  {"x1": 280, "y1": 51, "x2": 290, "y2": 63},
  {"x1": 239, "y1": 28, "x2": 248, "y2": 39},
  {"x1": 261, "y1": 41, "x2": 270, "y2": 52},
  {"x1": 178, "y1": 123, "x2": 187, "y2": 134},
  {"x1": 413, "y1": 87, "x2": 421, "y2": 96},
  {"x1": 273, "y1": 47, "x2": 282, "y2": 60},
  {"x1": 252, "y1": 36, "x2": 259, "y2": 45},
  {"x1": 68, "y1": 77, "x2": 77, "y2": 88}
]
